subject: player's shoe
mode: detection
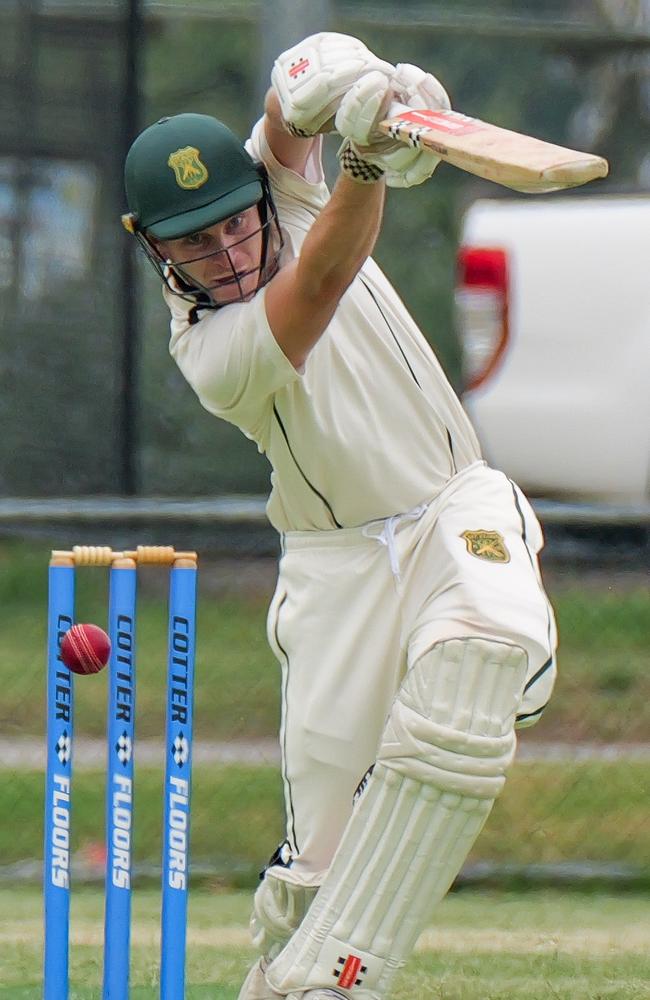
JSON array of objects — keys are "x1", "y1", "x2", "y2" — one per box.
[
  {"x1": 237, "y1": 960, "x2": 350, "y2": 1000},
  {"x1": 237, "y1": 961, "x2": 358, "y2": 1000}
]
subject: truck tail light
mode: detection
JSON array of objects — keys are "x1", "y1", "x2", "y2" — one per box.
[{"x1": 455, "y1": 246, "x2": 509, "y2": 391}]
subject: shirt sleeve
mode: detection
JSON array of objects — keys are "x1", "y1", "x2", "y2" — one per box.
[
  {"x1": 167, "y1": 285, "x2": 300, "y2": 439},
  {"x1": 246, "y1": 116, "x2": 330, "y2": 222}
]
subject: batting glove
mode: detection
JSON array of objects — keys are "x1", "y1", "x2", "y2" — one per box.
[
  {"x1": 335, "y1": 62, "x2": 451, "y2": 188},
  {"x1": 271, "y1": 32, "x2": 394, "y2": 137}
]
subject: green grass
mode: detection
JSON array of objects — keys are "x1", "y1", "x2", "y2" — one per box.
[
  {"x1": 5, "y1": 760, "x2": 650, "y2": 877},
  {"x1": 535, "y1": 584, "x2": 650, "y2": 742},
  {"x1": 476, "y1": 759, "x2": 650, "y2": 868},
  {"x1": 2, "y1": 887, "x2": 650, "y2": 998},
  {"x1": 1, "y1": 540, "x2": 649, "y2": 742}
]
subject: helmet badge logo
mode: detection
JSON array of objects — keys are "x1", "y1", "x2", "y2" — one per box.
[{"x1": 167, "y1": 146, "x2": 209, "y2": 190}]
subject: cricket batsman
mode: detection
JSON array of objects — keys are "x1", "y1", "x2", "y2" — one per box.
[{"x1": 122, "y1": 33, "x2": 557, "y2": 1000}]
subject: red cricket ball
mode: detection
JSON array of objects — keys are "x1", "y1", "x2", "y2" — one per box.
[{"x1": 60, "y1": 624, "x2": 111, "y2": 676}]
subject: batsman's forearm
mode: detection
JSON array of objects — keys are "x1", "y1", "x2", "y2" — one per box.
[
  {"x1": 264, "y1": 157, "x2": 386, "y2": 370},
  {"x1": 298, "y1": 173, "x2": 385, "y2": 300}
]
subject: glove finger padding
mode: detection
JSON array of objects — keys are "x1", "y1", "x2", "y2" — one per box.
[
  {"x1": 384, "y1": 148, "x2": 442, "y2": 188},
  {"x1": 335, "y1": 62, "x2": 452, "y2": 188},
  {"x1": 335, "y1": 64, "x2": 450, "y2": 145},
  {"x1": 271, "y1": 32, "x2": 393, "y2": 137},
  {"x1": 334, "y1": 69, "x2": 394, "y2": 146},
  {"x1": 385, "y1": 62, "x2": 451, "y2": 186},
  {"x1": 392, "y1": 62, "x2": 451, "y2": 112},
  {"x1": 335, "y1": 82, "x2": 435, "y2": 187}
]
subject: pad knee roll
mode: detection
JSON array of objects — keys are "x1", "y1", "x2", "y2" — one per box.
[{"x1": 378, "y1": 638, "x2": 528, "y2": 798}]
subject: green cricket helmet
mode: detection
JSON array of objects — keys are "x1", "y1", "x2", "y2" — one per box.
[{"x1": 122, "y1": 113, "x2": 283, "y2": 308}]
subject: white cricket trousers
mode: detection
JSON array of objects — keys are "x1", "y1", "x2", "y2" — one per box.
[{"x1": 265, "y1": 461, "x2": 557, "y2": 886}]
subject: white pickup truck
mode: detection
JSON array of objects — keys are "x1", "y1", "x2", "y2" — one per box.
[{"x1": 455, "y1": 195, "x2": 650, "y2": 506}]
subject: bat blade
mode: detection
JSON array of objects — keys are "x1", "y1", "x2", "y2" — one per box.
[{"x1": 378, "y1": 105, "x2": 609, "y2": 193}]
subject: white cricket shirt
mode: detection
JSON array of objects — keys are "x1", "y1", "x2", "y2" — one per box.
[{"x1": 168, "y1": 119, "x2": 482, "y2": 531}]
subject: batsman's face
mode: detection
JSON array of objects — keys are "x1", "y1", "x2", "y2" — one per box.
[{"x1": 156, "y1": 206, "x2": 264, "y2": 305}]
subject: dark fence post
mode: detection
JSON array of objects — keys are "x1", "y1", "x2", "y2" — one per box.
[{"x1": 119, "y1": 0, "x2": 142, "y2": 495}]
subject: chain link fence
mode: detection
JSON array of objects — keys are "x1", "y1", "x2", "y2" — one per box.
[{"x1": 4, "y1": 0, "x2": 649, "y2": 497}]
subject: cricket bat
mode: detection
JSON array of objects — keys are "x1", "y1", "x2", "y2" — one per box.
[{"x1": 379, "y1": 103, "x2": 609, "y2": 193}]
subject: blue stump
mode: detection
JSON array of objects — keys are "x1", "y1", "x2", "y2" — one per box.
[
  {"x1": 44, "y1": 561, "x2": 75, "y2": 1000},
  {"x1": 160, "y1": 561, "x2": 197, "y2": 1000},
  {"x1": 103, "y1": 559, "x2": 138, "y2": 1000}
]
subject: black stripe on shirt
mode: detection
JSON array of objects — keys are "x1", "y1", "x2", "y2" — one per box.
[
  {"x1": 361, "y1": 276, "x2": 457, "y2": 478},
  {"x1": 360, "y1": 276, "x2": 422, "y2": 388},
  {"x1": 447, "y1": 429, "x2": 457, "y2": 474},
  {"x1": 273, "y1": 404, "x2": 342, "y2": 528}
]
